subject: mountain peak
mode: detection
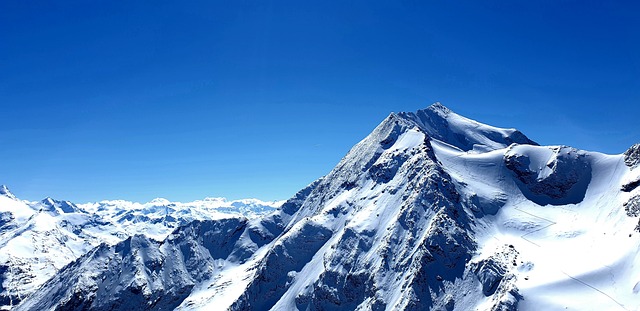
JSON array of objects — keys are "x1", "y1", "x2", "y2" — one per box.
[
  {"x1": 149, "y1": 198, "x2": 171, "y2": 205},
  {"x1": 397, "y1": 103, "x2": 537, "y2": 152},
  {"x1": 425, "y1": 101, "x2": 451, "y2": 115},
  {"x1": 0, "y1": 185, "x2": 16, "y2": 200},
  {"x1": 39, "y1": 197, "x2": 79, "y2": 213}
]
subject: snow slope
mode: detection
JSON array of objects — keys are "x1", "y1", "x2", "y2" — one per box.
[
  {"x1": 11, "y1": 103, "x2": 640, "y2": 311},
  {"x1": 433, "y1": 140, "x2": 640, "y2": 311}
]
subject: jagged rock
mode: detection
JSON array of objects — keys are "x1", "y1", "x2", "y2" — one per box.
[
  {"x1": 474, "y1": 258, "x2": 507, "y2": 296},
  {"x1": 624, "y1": 194, "x2": 640, "y2": 232},
  {"x1": 624, "y1": 143, "x2": 640, "y2": 168},
  {"x1": 471, "y1": 245, "x2": 521, "y2": 311},
  {"x1": 625, "y1": 195, "x2": 640, "y2": 217},
  {"x1": 488, "y1": 274, "x2": 521, "y2": 311}
]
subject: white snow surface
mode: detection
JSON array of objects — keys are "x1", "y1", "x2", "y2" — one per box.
[{"x1": 432, "y1": 139, "x2": 640, "y2": 311}]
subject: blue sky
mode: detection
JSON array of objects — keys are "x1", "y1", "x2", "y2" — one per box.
[{"x1": 1, "y1": 1, "x2": 639, "y2": 203}]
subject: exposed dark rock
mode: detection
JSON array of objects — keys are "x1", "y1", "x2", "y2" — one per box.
[
  {"x1": 624, "y1": 143, "x2": 640, "y2": 168},
  {"x1": 230, "y1": 221, "x2": 333, "y2": 311},
  {"x1": 624, "y1": 194, "x2": 640, "y2": 232},
  {"x1": 474, "y1": 258, "x2": 507, "y2": 296},
  {"x1": 622, "y1": 178, "x2": 640, "y2": 192},
  {"x1": 471, "y1": 246, "x2": 521, "y2": 311},
  {"x1": 625, "y1": 195, "x2": 640, "y2": 217}
]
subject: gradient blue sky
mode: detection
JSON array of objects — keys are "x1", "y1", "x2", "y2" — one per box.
[{"x1": 1, "y1": 1, "x2": 639, "y2": 203}]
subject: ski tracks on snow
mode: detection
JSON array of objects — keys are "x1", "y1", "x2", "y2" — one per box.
[{"x1": 511, "y1": 203, "x2": 630, "y2": 311}]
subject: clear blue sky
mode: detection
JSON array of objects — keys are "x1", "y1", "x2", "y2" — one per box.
[{"x1": 1, "y1": 1, "x2": 639, "y2": 203}]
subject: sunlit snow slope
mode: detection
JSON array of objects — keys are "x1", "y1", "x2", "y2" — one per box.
[
  {"x1": 11, "y1": 103, "x2": 640, "y2": 311},
  {"x1": 432, "y1": 140, "x2": 640, "y2": 311}
]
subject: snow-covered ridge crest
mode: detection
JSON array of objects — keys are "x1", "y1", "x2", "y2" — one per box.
[
  {"x1": 0, "y1": 186, "x2": 16, "y2": 200},
  {"x1": 397, "y1": 102, "x2": 537, "y2": 152}
]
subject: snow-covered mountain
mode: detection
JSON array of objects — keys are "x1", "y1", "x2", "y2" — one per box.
[
  {"x1": 10, "y1": 103, "x2": 640, "y2": 310},
  {"x1": 0, "y1": 190, "x2": 281, "y2": 310}
]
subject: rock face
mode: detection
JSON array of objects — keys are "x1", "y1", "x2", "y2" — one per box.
[
  {"x1": 622, "y1": 144, "x2": 640, "y2": 192},
  {"x1": 504, "y1": 145, "x2": 591, "y2": 205},
  {"x1": 624, "y1": 193, "x2": 640, "y2": 232},
  {"x1": 475, "y1": 258, "x2": 507, "y2": 296},
  {"x1": 471, "y1": 245, "x2": 521, "y2": 311},
  {"x1": 621, "y1": 143, "x2": 640, "y2": 231},
  {"x1": 625, "y1": 195, "x2": 640, "y2": 218},
  {"x1": 624, "y1": 143, "x2": 640, "y2": 168},
  {"x1": 10, "y1": 103, "x2": 640, "y2": 311}
]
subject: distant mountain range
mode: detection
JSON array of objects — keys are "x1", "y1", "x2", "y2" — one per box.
[
  {"x1": 3, "y1": 103, "x2": 640, "y2": 310},
  {"x1": 0, "y1": 189, "x2": 281, "y2": 310}
]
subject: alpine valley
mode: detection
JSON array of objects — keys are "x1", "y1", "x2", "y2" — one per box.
[{"x1": 3, "y1": 103, "x2": 640, "y2": 311}]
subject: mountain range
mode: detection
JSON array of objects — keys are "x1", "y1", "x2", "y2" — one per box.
[
  {"x1": 0, "y1": 190, "x2": 281, "y2": 310},
  {"x1": 3, "y1": 103, "x2": 640, "y2": 310}
]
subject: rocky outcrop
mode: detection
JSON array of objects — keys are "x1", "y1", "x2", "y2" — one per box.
[
  {"x1": 622, "y1": 143, "x2": 640, "y2": 192},
  {"x1": 624, "y1": 143, "x2": 640, "y2": 168},
  {"x1": 471, "y1": 245, "x2": 522, "y2": 311},
  {"x1": 505, "y1": 145, "x2": 591, "y2": 205},
  {"x1": 621, "y1": 179, "x2": 640, "y2": 192},
  {"x1": 624, "y1": 194, "x2": 640, "y2": 232}
]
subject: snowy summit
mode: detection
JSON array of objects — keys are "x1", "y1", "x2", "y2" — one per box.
[{"x1": 3, "y1": 103, "x2": 640, "y2": 311}]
